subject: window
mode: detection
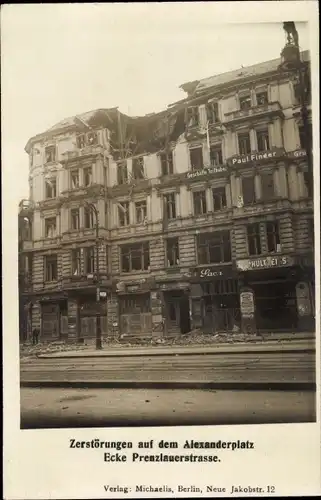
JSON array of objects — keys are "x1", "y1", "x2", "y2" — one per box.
[
  {"x1": 117, "y1": 163, "x2": 128, "y2": 185},
  {"x1": 242, "y1": 177, "x2": 256, "y2": 205},
  {"x1": 238, "y1": 133, "x2": 251, "y2": 155},
  {"x1": 118, "y1": 202, "x2": 130, "y2": 226},
  {"x1": 120, "y1": 242, "x2": 150, "y2": 272},
  {"x1": 257, "y1": 129, "x2": 270, "y2": 151},
  {"x1": 239, "y1": 95, "x2": 252, "y2": 110},
  {"x1": 261, "y1": 173, "x2": 275, "y2": 200},
  {"x1": 45, "y1": 218, "x2": 57, "y2": 238},
  {"x1": 76, "y1": 134, "x2": 86, "y2": 149},
  {"x1": 24, "y1": 254, "x2": 33, "y2": 282},
  {"x1": 164, "y1": 193, "x2": 176, "y2": 220},
  {"x1": 70, "y1": 169, "x2": 79, "y2": 189},
  {"x1": 266, "y1": 222, "x2": 281, "y2": 253},
  {"x1": 256, "y1": 91, "x2": 268, "y2": 106},
  {"x1": 120, "y1": 295, "x2": 150, "y2": 314},
  {"x1": 84, "y1": 207, "x2": 94, "y2": 229},
  {"x1": 70, "y1": 208, "x2": 80, "y2": 230},
  {"x1": 166, "y1": 237, "x2": 179, "y2": 267},
  {"x1": 87, "y1": 131, "x2": 98, "y2": 145},
  {"x1": 206, "y1": 102, "x2": 219, "y2": 124},
  {"x1": 210, "y1": 145, "x2": 223, "y2": 166},
  {"x1": 45, "y1": 255, "x2": 58, "y2": 281},
  {"x1": 247, "y1": 223, "x2": 262, "y2": 255},
  {"x1": 160, "y1": 151, "x2": 173, "y2": 176},
  {"x1": 84, "y1": 247, "x2": 95, "y2": 274},
  {"x1": 190, "y1": 147, "x2": 203, "y2": 170},
  {"x1": 212, "y1": 187, "x2": 227, "y2": 211},
  {"x1": 45, "y1": 145, "x2": 56, "y2": 163},
  {"x1": 71, "y1": 249, "x2": 81, "y2": 275},
  {"x1": 187, "y1": 106, "x2": 199, "y2": 127},
  {"x1": 198, "y1": 231, "x2": 231, "y2": 264},
  {"x1": 83, "y1": 167, "x2": 92, "y2": 187},
  {"x1": 132, "y1": 157, "x2": 145, "y2": 179},
  {"x1": 193, "y1": 191, "x2": 207, "y2": 216},
  {"x1": 45, "y1": 177, "x2": 57, "y2": 199},
  {"x1": 299, "y1": 124, "x2": 312, "y2": 150},
  {"x1": 303, "y1": 171, "x2": 313, "y2": 198},
  {"x1": 135, "y1": 201, "x2": 147, "y2": 224}
]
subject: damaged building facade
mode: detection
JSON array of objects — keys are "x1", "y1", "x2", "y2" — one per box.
[{"x1": 19, "y1": 50, "x2": 314, "y2": 341}]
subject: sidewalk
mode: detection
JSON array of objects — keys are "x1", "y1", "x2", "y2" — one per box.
[{"x1": 38, "y1": 338, "x2": 315, "y2": 359}]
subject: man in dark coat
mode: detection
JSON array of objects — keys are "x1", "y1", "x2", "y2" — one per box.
[{"x1": 32, "y1": 327, "x2": 40, "y2": 345}]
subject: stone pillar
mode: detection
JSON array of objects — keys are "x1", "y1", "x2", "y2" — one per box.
[
  {"x1": 206, "y1": 187, "x2": 213, "y2": 212},
  {"x1": 278, "y1": 164, "x2": 288, "y2": 198},
  {"x1": 254, "y1": 174, "x2": 261, "y2": 200},
  {"x1": 151, "y1": 289, "x2": 164, "y2": 338},
  {"x1": 297, "y1": 170, "x2": 306, "y2": 198},
  {"x1": 225, "y1": 183, "x2": 232, "y2": 208},
  {"x1": 288, "y1": 164, "x2": 299, "y2": 200},
  {"x1": 190, "y1": 284, "x2": 203, "y2": 330},
  {"x1": 268, "y1": 122, "x2": 275, "y2": 148},
  {"x1": 240, "y1": 287, "x2": 257, "y2": 335},
  {"x1": 273, "y1": 169, "x2": 282, "y2": 197},
  {"x1": 106, "y1": 292, "x2": 119, "y2": 337},
  {"x1": 273, "y1": 118, "x2": 283, "y2": 148},
  {"x1": 249, "y1": 129, "x2": 257, "y2": 151},
  {"x1": 67, "y1": 297, "x2": 80, "y2": 341},
  {"x1": 296, "y1": 281, "x2": 314, "y2": 331}
]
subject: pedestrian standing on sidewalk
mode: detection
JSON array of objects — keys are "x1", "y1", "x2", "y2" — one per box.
[{"x1": 32, "y1": 327, "x2": 40, "y2": 345}]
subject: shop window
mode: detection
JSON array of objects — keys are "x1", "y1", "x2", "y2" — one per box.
[
  {"x1": 135, "y1": 201, "x2": 147, "y2": 224},
  {"x1": 166, "y1": 237, "x2": 180, "y2": 267},
  {"x1": 210, "y1": 145, "x2": 223, "y2": 166},
  {"x1": 70, "y1": 208, "x2": 80, "y2": 230},
  {"x1": 238, "y1": 133, "x2": 251, "y2": 155},
  {"x1": 261, "y1": 173, "x2": 275, "y2": 200},
  {"x1": 84, "y1": 207, "x2": 95, "y2": 229},
  {"x1": 190, "y1": 147, "x2": 203, "y2": 170},
  {"x1": 71, "y1": 249, "x2": 81, "y2": 275},
  {"x1": 186, "y1": 106, "x2": 199, "y2": 127},
  {"x1": 212, "y1": 187, "x2": 227, "y2": 211},
  {"x1": 239, "y1": 95, "x2": 252, "y2": 111},
  {"x1": 117, "y1": 162, "x2": 128, "y2": 185},
  {"x1": 45, "y1": 217, "x2": 57, "y2": 238},
  {"x1": 164, "y1": 193, "x2": 177, "y2": 220},
  {"x1": 206, "y1": 101, "x2": 219, "y2": 124},
  {"x1": 70, "y1": 169, "x2": 79, "y2": 189},
  {"x1": 45, "y1": 177, "x2": 57, "y2": 199},
  {"x1": 120, "y1": 295, "x2": 150, "y2": 314},
  {"x1": 198, "y1": 231, "x2": 231, "y2": 264},
  {"x1": 247, "y1": 223, "x2": 262, "y2": 255},
  {"x1": 160, "y1": 151, "x2": 173, "y2": 176},
  {"x1": 118, "y1": 202, "x2": 130, "y2": 226},
  {"x1": 193, "y1": 191, "x2": 207, "y2": 216},
  {"x1": 242, "y1": 176, "x2": 256, "y2": 205},
  {"x1": 84, "y1": 247, "x2": 95, "y2": 274},
  {"x1": 256, "y1": 91, "x2": 268, "y2": 106},
  {"x1": 45, "y1": 255, "x2": 58, "y2": 281},
  {"x1": 83, "y1": 167, "x2": 92, "y2": 187},
  {"x1": 45, "y1": 145, "x2": 56, "y2": 163},
  {"x1": 132, "y1": 157, "x2": 145, "y2": 179},
  {"x1": 256, "y1": 129, "x2": 270, "y2": 151},
  {"x1": 120, "y1": 242, "x2": 150, "y2": 272},
  {"x1": 266, "y1": 221, "x2": 281, "y2": 253}
]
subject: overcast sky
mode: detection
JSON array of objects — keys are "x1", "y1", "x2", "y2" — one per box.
[{"x1": 2, "y1": 3, "x2": 311, "y2": 201}]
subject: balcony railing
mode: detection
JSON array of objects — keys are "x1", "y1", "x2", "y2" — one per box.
[
  {"x1": 224, "y1": 101, "x2": 284, "y2": 125},
  {"x1": 61, "y1": 144, "x2": 105, "y2": 162}
]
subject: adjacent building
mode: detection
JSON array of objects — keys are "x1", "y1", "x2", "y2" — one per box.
[{"x1": 19, "y1": 49, "x2": 314, "y2": 342}]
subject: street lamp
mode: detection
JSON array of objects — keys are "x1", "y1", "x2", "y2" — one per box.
[
  {"x1": 84, "y1": 201, "x2": 103, "y2": 350},
  {"x1": 280, "y1": 21, "x2": 313, "y2": 197}
]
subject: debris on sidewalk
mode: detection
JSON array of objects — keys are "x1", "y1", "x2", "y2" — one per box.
[{"x1": 20, "y1": 341, "x2": 88, "y2": 359}]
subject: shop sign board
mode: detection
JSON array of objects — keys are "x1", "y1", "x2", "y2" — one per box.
[
  {"x1": 240, "y1": 291, "x2": 255, "y2": 318},
  {"x1": 236, "y1": 255, "x2": 293, "y2": 271}
]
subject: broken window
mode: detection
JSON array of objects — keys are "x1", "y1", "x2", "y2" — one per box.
[
  {"x1": 238, "y1": 133, "x2": 251, "y2": 155},
  {"x1": 87, "y1": 131, "x2": 98, "y2": 145},
  {"x1": 257, "y1": 129, "x2": 270, "y2": 151},
  {"x1": 84, "y1": 207, "x2": 95, "y2": 229},
  {"x1": 210, "y1": 145, "x2": 223, "y2": 166},
  {"x1": 84, "y1": 247, "x2": 95, "y2": 274},
  {"x1": 120, "y1": 294, "x2": 150, "y2": 313},
  {"x1": 247, "y1": 223, "x2": 262, "y2": 255},
  {"x1": 206, "y1": 101, "x2": 219, "y2": 124},
  {"x1": 45, "y1": 255, "x2": 58, "y2": 281},
  {"x1": 266, "y1": 222, "x2": 281, "y2": 253},
  {"x1": 261, "y1": 173, "x2": 275, "y2": 200},
  {"x1": 239, "y1": 95, "x2": 252, "y2": 111},
  {"x1": 70, "y1": 208, "x2": 80, "y2": 230},
  {"x1": 193, "y1": 191, "x2": 207, "y2": 216},
  {"x1": 164, "y1": 193, "x2": 176, "y2": 220},
  {"x1": 242, "y1": 176, "x2": 256, "y2": 205},
  {"x1": 117, "y1": 163, "x2": 128, "y2": 185},
  {"x1": 45, "y1": 217, "x2": 57, "y2": 238},
  {"x1": 190, "y1": 147, "x2": 203, "y2": 170},
  {"x1": 198, "y1": 231, "x2": 231, "y2": 264},
  {"x1": 256, "y1": 91, "x2": 268, "y2": 106},
  {"x1": 166, "y1": 237, "x2": 180, "y2": 267},
  {"x1": 70, "y1": 169, "x2": 80, "y2": 189},
  {"x1": 118, "y1": 202, "x2": 130, "y2": 226},
  {"x1": 45, "y1": 177, "x2": 57, "y2": 199},
  {"x1": 212, "y1": 187, "x2": 227, "y2": 211},
  {"x1": 120, "y1": 242, "x2": 150, "y2": 272},
  {"x1": 186, "y1": 106, "x2": 199, "y2": 127},
  {"x1": 160, "y1": 151, "x2": 173, "y2": 176},
  {"x1": 45, "y1": 145, "x2": 56, "y2": 163},
  {"x1": 83, "y1": 166, "x2": 93, "y2": 187},
  {"x1": 76, "y1": 134, "x2": 86, "y2": 149},
  {"x1": 71, "y1": 249, "x2": 82, "y2": 275},
  {"x1": 132, "y1": 157, "x2": 145, "y2": 180},
  {"x1": 299, "y1": 124, "x2": 312, "y2": 150},
  {"x1": 135, "y1": 201, "x2": 147, "y2": 224}
]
